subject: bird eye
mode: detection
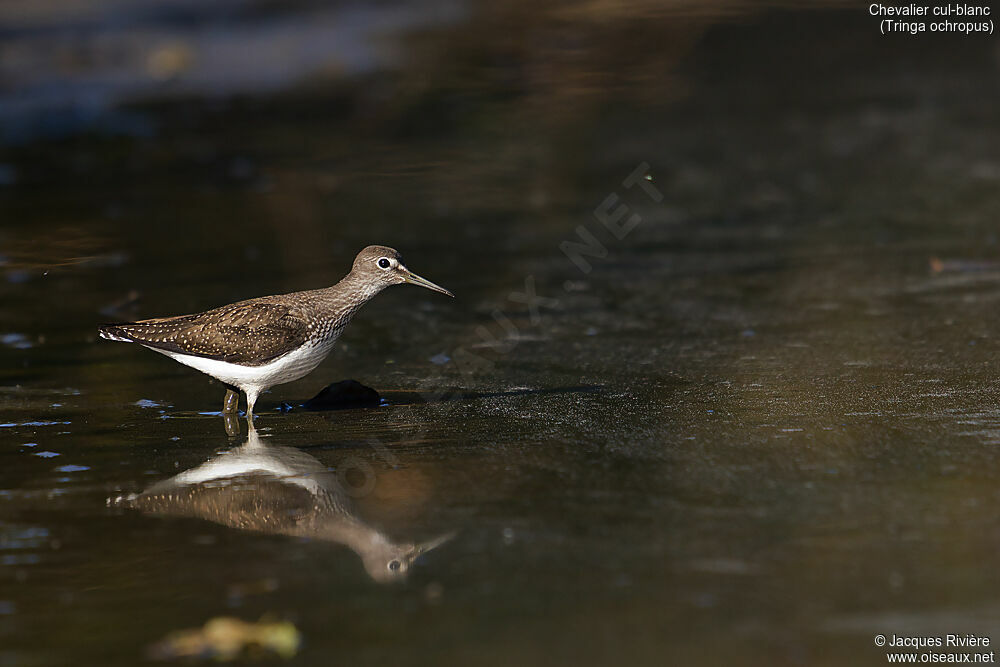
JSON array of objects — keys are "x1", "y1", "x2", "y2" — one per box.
[
  {"x1": 377, "y1": 258, "x2": 391, "y2": 270},
  {"x1": 388, "y1": 560, "x2": 401, "y2": 571}
]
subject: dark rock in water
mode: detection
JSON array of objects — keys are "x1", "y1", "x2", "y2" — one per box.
[{"x1": 303, "y1": 380, "x2": 380, "y2": 411}]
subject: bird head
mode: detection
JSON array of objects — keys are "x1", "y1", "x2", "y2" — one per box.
[{"x1": 353, "y1": 245, "x2": 454, "y2": 297}]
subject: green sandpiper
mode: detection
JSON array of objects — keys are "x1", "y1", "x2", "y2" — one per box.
[{"x1": 99, "y1": 245, "x2": 453, "y2": 419}]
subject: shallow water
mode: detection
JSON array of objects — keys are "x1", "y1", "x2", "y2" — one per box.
[{"x1": 2, "y1": 4, "x2": 1000, "y2": 665}]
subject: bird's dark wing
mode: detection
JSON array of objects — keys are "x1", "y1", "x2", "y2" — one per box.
[{"x1": 98, "y1": 300, "x2": 310, "y2": 365}]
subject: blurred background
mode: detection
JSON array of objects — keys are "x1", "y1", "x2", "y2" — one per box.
[{"x1": 2, "y1": 1, "x2": 1000, "y2": 665}]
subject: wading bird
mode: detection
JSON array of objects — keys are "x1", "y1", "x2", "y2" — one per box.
[{"x1": 99, "y1": 245, "x2": 452, "y2": 419}]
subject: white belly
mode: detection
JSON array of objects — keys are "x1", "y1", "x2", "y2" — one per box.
[{"x1": 153, "y1": 338, "x2": 337, "y2": 393}]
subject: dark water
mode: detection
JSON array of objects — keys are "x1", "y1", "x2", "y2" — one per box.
[{"x1": 2, "y1": 4, "x2": 1000, "y2": 665}]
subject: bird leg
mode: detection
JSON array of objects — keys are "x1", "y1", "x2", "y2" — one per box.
[
  {"x1": 245, "y1": 388, "x2": 260, "y2": 423},
  {"x1": 222, "y1": 388, "x2": 239, "y2": 414}
]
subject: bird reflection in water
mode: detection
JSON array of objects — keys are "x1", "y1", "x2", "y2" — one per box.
[{"x1": 119, "y1": 424, "x2": 452, "y2": 582}]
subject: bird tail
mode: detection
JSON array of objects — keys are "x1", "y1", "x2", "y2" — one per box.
[{"x1": 98, "y1": 324, "x2": 135, "y2": 343}]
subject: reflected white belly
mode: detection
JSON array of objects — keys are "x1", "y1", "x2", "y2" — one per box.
[{"x1": 153, "y1": 338, "x2": 337, "y2": 392}]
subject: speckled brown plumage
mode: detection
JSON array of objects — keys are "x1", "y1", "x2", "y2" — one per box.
[{"x1": 99, "y1": 300, "x2": 313, "y2": 365}]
